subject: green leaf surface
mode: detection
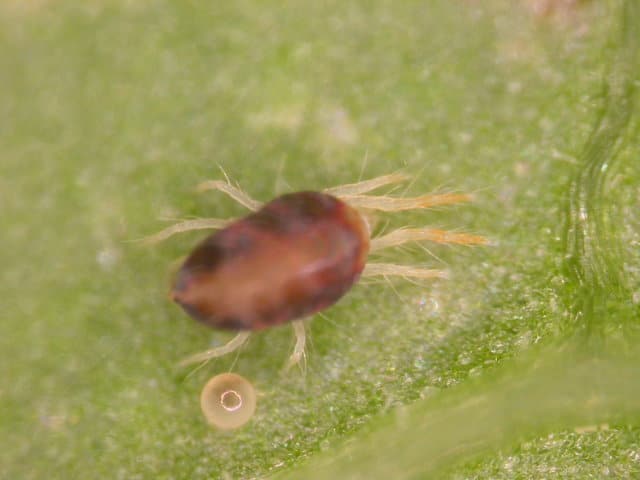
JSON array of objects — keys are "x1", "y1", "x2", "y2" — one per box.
[{"x1": 2, "y1": 1, "x2": 639, "y2": 479}]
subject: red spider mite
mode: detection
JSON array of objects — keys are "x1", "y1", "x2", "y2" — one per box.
[{"x1": 146, "y1": 173, "x2": 487, "y2": 368}]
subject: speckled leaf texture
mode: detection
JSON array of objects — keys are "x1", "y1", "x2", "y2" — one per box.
[{"x1": 1, "y1": 1, "x2": 639, "y2": 479}]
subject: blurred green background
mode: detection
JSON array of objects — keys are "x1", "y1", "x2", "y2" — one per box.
[{"x1": 1, "y1": 1, "x2": 639, "y2": 478}]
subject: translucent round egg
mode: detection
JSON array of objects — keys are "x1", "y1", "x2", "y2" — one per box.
[{"x1": 200, "y1": 373, "x2": 256, "y2": 430}]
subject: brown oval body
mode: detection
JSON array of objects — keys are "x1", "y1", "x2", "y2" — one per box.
[{"x1": 171, "y1": 191, "x2": 370, "y2": 330}]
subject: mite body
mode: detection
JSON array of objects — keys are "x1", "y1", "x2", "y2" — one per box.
[
  {"x1": 148, "y1": 173, "x2": 487, "y2": 368},
  {"x1": 171, "y1": 192, "x2": 369, "y2": 331}
]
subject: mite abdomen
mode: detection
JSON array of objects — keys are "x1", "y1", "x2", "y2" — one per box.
[{"x1": 171, "y1": 191, "x2": 370, "y2": 330}]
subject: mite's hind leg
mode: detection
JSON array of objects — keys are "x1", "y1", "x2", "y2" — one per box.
[
  {"x1": 196, "y1": 180, "x2": 262, "y2": 211},
  {"x1": 285, "y1": 320, "x2": 307, "y2": 371},
  {"x1": 362, "y1": 263, "x2": 449, "y2": 279},
  {"x1": 370, "y1": 228, "x2": 488, "y2": 252},
  {"x1": 325, "y1": 172, "x2": 409, "y2": 196},
  {"x1": 178, "y1": 331, "x2": 251, "y2": 368},
  {"x1": 143, "y1": 218, "x2": 230, "y2": 245}
]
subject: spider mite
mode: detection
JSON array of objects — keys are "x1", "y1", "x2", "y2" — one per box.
[{"x1": 147, "y1": 173, "x2": 487, "y2": 368}]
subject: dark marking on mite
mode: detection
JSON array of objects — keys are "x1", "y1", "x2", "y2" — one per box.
[{"x1": 171, "y1": 191, "x2": 369, "y2": 331}]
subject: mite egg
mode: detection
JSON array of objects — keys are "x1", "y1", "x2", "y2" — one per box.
[{"x1": 200, "y1": 373, "x2": 256, "y2": 430}]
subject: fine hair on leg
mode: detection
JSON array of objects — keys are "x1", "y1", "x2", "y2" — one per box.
[
  {"x1": 178, "y1": 331, "x2": 251, "y2": 368},
  {"x1": 341, "y1": 192, "x2": 473, "y2": 212},
  {"x1": 362, "y1": 263, "x2": 449, "y2": 279},
  {"x1": 285, "y1": 320, "x2": 307, "y2": 371},
  {"x1": 325, "y1": 172, "x2": 410, "y2": 196},
  {"x1": 196, "y1": 180, "x2": 262, "y2": 211},
  {"x1": 370, "y1": 228, "x2": 488, "y2": 252},
  {"x1": 142, "y1": 218, "x2": 230, "y2": 245}
]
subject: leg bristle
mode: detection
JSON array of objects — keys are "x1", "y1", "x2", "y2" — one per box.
[
  {"x1": 284, "y1": 320, "x2": 307, "y2": 372},
  {"x1": 370, "y1": 228, "x2": 488, "y2": 251},
  {"x1": 325, "y1": 173, "x2": 410, "y2": 196},
  {"x1": 342, "y1": 192, "x2": 472, "y2": 212},
  {"x1": 362, "y1": 263, "x2": 449, "y2": 279},
  {"x1": 197, "y1": 180, "x2": 262, "y2": 211},
  {"x1": 142, "y1": 218, "x2": 230, "y2": 245},
  {"x1": 178, "y1": 332, "x2": 251, "y2": 367}
]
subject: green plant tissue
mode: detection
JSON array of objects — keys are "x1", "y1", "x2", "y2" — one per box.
[{"x1": 1, "y1": 1, "x2": 639, "y2": 479}]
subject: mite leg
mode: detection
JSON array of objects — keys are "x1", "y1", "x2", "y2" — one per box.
[
  {"x1": 196, "y1": 180, "x2": 262, "y2": 211},
  {"x1": 370, "y1": 228, "x2": 488, "y2": 252},
  {"x1": 142, "y1": 218, "x2": 230, "y2": 245},
  {"x1": 362, "y1": 263, "x2": 449, "y2": 279},
  {"x1": 178, "y1": 331, "x2": 251, "y2": 368},
  {"x1": 342, "y1": 192, "x2": 473, "y2": 212},
  {"x1": 144, "y1": 178, "x2": 257, "y2": 244},
  {"x1": 325, "y1": 172, "x2": 409, "y2": 196},
  {"x1": 285, "y1": 320, "x2": 307, "y2": 371}
]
